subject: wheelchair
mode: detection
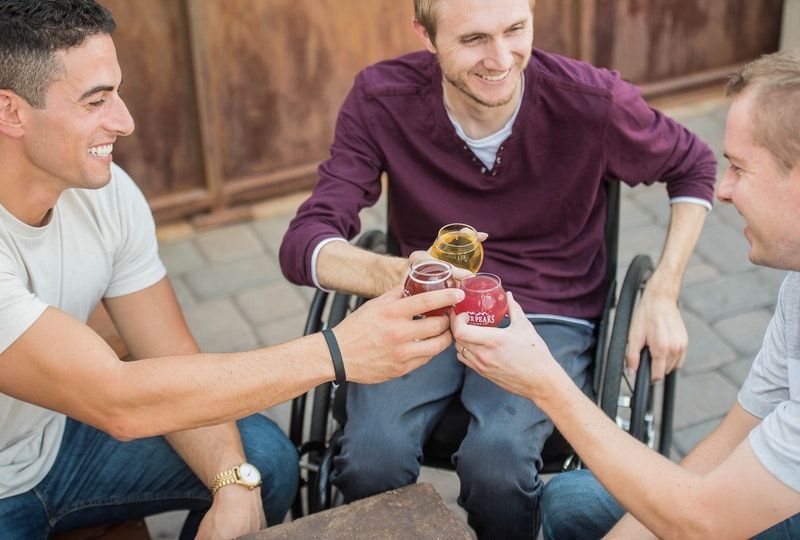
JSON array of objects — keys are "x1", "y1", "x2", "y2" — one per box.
[{"x1": 288, "y1": 181, "x2": 677, "y2": 518}]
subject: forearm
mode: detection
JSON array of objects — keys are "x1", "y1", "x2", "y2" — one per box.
[
  {"x1": 607, "y1": 403, "x2": 759, "y2": 538},
  {"x1": 536, "y1": 366, "x2": 710, "y2": 538},
  {"x1": 316, "y1": 240, "x2": 408, "y2": 297},
  {"x1": 107, "y1": 333, "x2": 334, "y2": 439},
  {"x1": 165, "y1": 422, "x2": 247, "y2": 485},
  {"x1": 649, "y1": 202, "x2": 708, "y2": 297}
]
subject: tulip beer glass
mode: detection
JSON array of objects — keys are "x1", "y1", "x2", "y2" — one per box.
[
  {"x1": 403, "y1": 261, "x2": 457, "y2": 317},
  {"x1": 430, "y1": 223, "x2": 483, "y2": 272},
  {"x1": 454, "y1": 273, "x2": 508, "y2": 327}
]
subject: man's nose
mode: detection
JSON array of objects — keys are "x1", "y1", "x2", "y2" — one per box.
[
  {"x1": 108, "y1": 94, "x2": 135, "y2": 137},
  {"x1": 485, "y1": 40, "x2": 513, "y2": 71},
  {"x1": 716, "y1": 168, "x2": 734, "y2": 203}
]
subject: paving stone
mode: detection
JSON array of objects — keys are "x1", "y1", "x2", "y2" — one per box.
[
  {"x1": 620, "y1": 197, "x2": 655, "y2": 231},
  {"x1": 681, "y1": 311, "x2": 737, "y2": 374},
  {"x1": 713, "y1": 310, "x2": 772, "y2": 357},
  {"x1": 184, "y1": 255, "x2": 282, "y2": 300},
  {"x1": 617, "y1": 223, "x2": 667, "y2": 268},
  {"x1": 673, "y1": 417, "x2": 722, "y2": 456},
  {"x1": 681, "y1": 271, "x2": 778, "y2": 322},
  {"x1": 627, "y1": 183, "x2": 671, "y2": 225},
  {"x1": 252, "y1": 213, "x2": 294, "y2": 254},
  {"x1": 194, "y1": 224, "x2": 265, "y2": 264},
  {"x1": 257, "y1": 312, "x2": 308, "y2": 347},
  {"x1": 168, "y1": 276, "x2": 195, "y2": 309},
  {"x1": 721, "y1": 357, "x2": 755, "y2": 387},
  {"x1": 681, "y1": 261, "x2": 719, "y2": 287},
  {"x1": 704, "y1": 201, "x2": 743, "y2": 229},
  {"x1": 183, "y1": 298, "x2": 259, "y2": 352},
  {"x1": 236, "y1": 281, "x2": 309, "y2": 326},
  {"x1": 159, "y1": 239, "x2": 205, "y2": 275},
  {"x1": 759, "y1": 267, "x2": 789, "y2": 294},
  {"x1": 673, "y1": 371, "x2": 739, "y2": 430},
  {"x1": 694, "y1": 222, "x2": 755, "y2": 273},
  {"x1": 675, "y1": 115, "x2": 725, "y2": 156}
]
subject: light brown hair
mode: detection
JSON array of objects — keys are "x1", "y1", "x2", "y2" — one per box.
[
  {"x1": 726, "y1": 49, "x2": 800, "y2": 174},
  {"x1": 414, "y1": 0, "x2": 536, "y2": 44}
]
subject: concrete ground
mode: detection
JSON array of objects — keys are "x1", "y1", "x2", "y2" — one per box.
[{"x1": 144, "y1": 93, "x2": 786, "y2": 538}]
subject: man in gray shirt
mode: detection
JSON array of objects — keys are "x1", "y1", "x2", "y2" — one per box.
[{"x1": 450, "y1": 49, "x2": 800, "y2": 538}]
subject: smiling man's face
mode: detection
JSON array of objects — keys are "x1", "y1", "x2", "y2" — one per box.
[
  {"x1": 19, "y1": 34, "x2": 134, "y2": 191},
  {"x1": 717, "y1": 90, "x2": 800, "y2": 271},
  {"x1": 419, "y1": 0, "x2": 534, "y2": 110}
]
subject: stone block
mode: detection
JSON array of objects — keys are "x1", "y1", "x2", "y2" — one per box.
[
  {"x1": 673, "y1": 417, "x2": 722, "y2": 456},
  {"x1": 159, "y1": 239, "x2": 205, "y2": 275},
  {"x1": 257, "y1": 313, "x2": 308, "y2": 347},
  {"x1": 713, "y1": 310, "x2": 772, "y2": 357},
  {"x1": 681, "y1": 311, "x2": 737, "y2": 374},
  {"x1": 681, "y1": 271, "x2": 778, "y2": 322},
  {"x1": 721, "y1": 358, "x2": 755, "y2": 388},
  {"x1": 252, "y1": 214, "x2": 294, "y2": 254},
  {"x1": 182, "y1": 298, "x2": 259, "y2": 353},
  {"x1": 236, "y1": 281, "x2": 309, "y2": 326},
  {"x1": 681, "y1": 262, "x2": 719, "y2": 287},
  {"x1": 194, "y1": 224, "x2": 264, "y2": 264},
  {"x1": 673, "y1": 371, "x2": 738, "y2": 430},
  {"x1": 619, "y1": 197, "x2": 655, "y2": 231},
  {"x1": 694, "y1": 222, "x2": 754, "y2": 274},
  {"x1": 184, "y1": 255, "x2": 281, "y2": 300},
  {"x1": 168, "y1": 276, "x2": 196, "y2": 309},
  {"x1": 243, "y1": 483, "x2": 472, "y2": 540}
]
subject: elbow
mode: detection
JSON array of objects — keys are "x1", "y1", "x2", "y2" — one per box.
[{"x1": 97, "y1": 407, "x2": 146, "y2": 442}]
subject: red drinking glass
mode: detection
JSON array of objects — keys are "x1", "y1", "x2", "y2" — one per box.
[
  {"x1": 454, "y1": 273, "x2": 508, "y2": 327},
  {"x1": 403, "y1": 261, "x2": 457, "y2": 317}
]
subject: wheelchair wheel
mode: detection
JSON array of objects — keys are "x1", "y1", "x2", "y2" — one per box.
[{"x1": 600, "y1": 254, "x2": 676, "y2": 456}]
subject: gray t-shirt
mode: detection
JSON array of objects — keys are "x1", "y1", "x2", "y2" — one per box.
[
  {"x1": 0, "y1": 164, "x2": 166, "y2": 499},
  {"x1": 738, "y1": 271, "x2": 800, "y2": 493}
]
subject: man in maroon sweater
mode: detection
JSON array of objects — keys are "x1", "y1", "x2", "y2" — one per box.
[{"x1": 279, "y1": 0, "x2": 716, "y2": 537}]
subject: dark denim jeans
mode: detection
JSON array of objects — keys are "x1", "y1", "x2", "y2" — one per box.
[
  {"x1": 542, "y1": 469, "x2": 800, "y2": 539},
  {"x1": 0, "y1": 414, "x2": 298, "y2": 539}
]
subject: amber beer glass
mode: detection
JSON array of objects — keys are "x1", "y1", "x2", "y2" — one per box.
[
  {"x1": 429, "y1": 223, "x2": 484, "y2": 272},
  {"x1": 403, "y1": 261, "x2": 457, "y2": 317}
]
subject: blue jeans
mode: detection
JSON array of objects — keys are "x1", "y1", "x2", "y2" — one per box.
[
  {"x1": 0, "y1": 414, "x2": 298, "y2": 539},
  {"x1": 331, "y1": 318, "x2": 595, "y2": 540},
  {"x1": 542, "y1": 469, "x2": 800, "y2": 539}
]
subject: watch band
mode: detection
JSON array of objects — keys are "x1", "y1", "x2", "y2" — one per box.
[{"x1": 209, "y1": 467, "x2": 240, "y2": 496}]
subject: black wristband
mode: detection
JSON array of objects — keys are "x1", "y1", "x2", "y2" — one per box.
[{"x1": 321, "y1": 329, "x2": 346, "y2": 384}]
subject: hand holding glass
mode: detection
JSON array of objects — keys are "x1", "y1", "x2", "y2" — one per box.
[
  {"x1": 454, "y1": 273, "x2": 508, "y2": 327},
  {"x1": 403, "y1": 261, "x2": 457, "y2": 317},
  {"x1": 430, "y1": 223, "x2": 484, "y2": 272}
]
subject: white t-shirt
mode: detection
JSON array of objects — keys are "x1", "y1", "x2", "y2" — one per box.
[
  {"x1": 0, "y1": 164, "x2": 166, "y2": 499},
  {"x1": 738, "y1": 271, "x2": 800, "y2": 493}
]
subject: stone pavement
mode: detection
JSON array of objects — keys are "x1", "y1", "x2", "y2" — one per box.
[{"x1": 144, "y1": 93, "x2": 787, "y2": 538}]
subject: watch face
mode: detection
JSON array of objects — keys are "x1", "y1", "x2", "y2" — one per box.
[{"x1": 239, "y1": 463, "x2": 261, "y2": 486}]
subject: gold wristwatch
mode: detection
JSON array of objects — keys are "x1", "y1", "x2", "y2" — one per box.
[{"x1": 209, "y1": 462, "x2": 262, "y2": 496}]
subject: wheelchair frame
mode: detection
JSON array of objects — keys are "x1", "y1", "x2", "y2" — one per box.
[{"x1": 288, "y1": 182, "x2": 677, "y2": 518}]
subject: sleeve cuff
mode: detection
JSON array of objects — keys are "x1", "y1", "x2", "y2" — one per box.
[
  {"x1": 311, "y1": 237, "x2": 348, "y2": 292},
  {"x1": 669, "y1": 196, "x2": 712, "y2": 212}
]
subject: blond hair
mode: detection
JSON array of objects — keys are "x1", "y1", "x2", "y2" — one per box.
[
  {"x1": 414, "y1": 0, "x2": 536, "y2": 44},
  {"x1": 726, "y1": 49, "x2": 800, "y2": 174}
]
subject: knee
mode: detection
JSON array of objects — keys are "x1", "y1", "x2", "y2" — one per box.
[
  {"x1": 237, "y1": 415, "x2": 298, "y2": 521},
  {"x1": 541, "y1": 470, "x2": 618, "y2": 540},
  {"x1": 457, "y1": 433, "x2": 539, "y2": 496},
  {"x1": 333, "y1": 428, "x2": 419, "y2": 498}
]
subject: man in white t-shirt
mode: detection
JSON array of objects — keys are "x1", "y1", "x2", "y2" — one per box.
[
  {"x1": 450, "y1": 49, "x2": 800, "y2": 538},
  {"x1": 0, "y1": 1, "x2": 462, "y2": 538}
]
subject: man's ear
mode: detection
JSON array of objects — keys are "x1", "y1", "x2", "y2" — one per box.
[
  {"x1": 0, "y1": 90, "x2": 26, "y2": 138},
  {"x1": 411, "y1": 17, "x2": 437, "y2": 54}
]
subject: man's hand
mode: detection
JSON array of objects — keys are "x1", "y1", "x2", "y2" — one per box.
[
  {"x1": 626, "y1": 285, "x2": 688, "y2": 382},
  {"x1": 196, "y1": 487, "x2": 266, "y2": 540},
  {"x1": 334, "y1": 285, "x2": 464, "y2": 383},
  {"x1": 450, "y1": 292, "x2": 560, "y2": 400}
]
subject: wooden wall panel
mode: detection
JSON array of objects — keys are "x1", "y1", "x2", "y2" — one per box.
[
  {"x1": 189, "y1": 0, "x2": 421, "y2": 197},
  {"x1": 99, "y1": 0, "x2": 205, "y2": 206},
  {"x1": 589, "y1": 0, "x2": 784, "y2": 84}
]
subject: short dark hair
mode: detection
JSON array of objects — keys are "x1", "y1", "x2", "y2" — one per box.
[
  {"x1": 0, "y1": 0, "x2": 116, "y2": 108},
  {"x1": 726, "y1": 49, "x2": 800, "y2": 174}
]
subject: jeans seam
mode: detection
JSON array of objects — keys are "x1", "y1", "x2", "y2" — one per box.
[{"x1": 51, "y1": 491, "x2": 211, "y2": 524}]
